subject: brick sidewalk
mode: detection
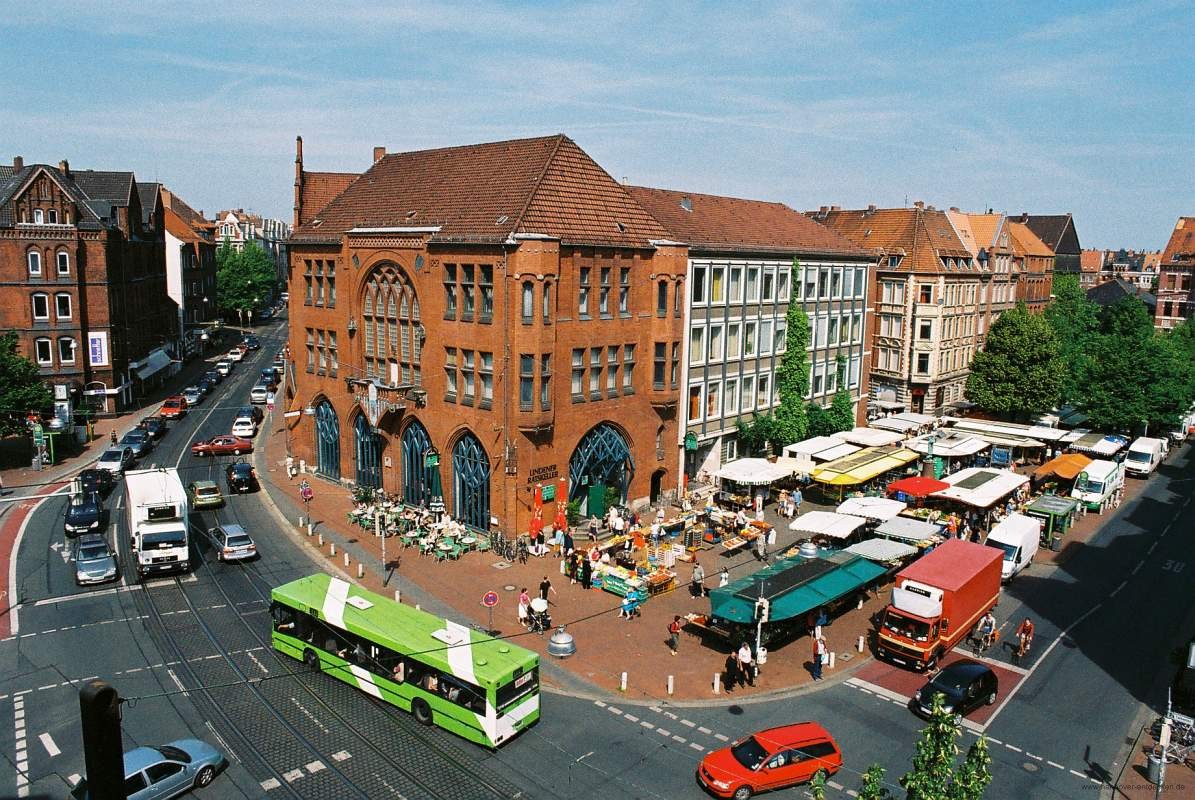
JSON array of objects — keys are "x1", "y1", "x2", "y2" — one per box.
[{"x1": 255, "y1": 410, "x2": 884, "y2": 702}]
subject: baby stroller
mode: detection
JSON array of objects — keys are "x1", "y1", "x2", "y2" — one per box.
[{"x1": 529, "y1": 597, "x2": 552, "y2": 635}]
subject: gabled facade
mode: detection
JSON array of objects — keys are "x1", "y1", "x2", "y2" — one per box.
[
  {"x1": 1007, "y1": 221, "x2": 1054, "y2": 313},
  {"x1": 627, "y1": 186, "x2": 875, "y2": 479},
  {"x1": 945, "y1": 209, "x2": 1018, "y2": 344},
  {"x1": 813, "y1": 203, "x2": 981, "y2": 416},
  {"x1": 0, "y1": 157, "x2": 174, "y2": 414},
  {"x1": 1155, "y1": 216, "x2": 1195, "y2": 329},
  {"x1": 1018, "y1": 213, "x2": 1081, "y2": 277},
  {"x1": 162, "y1": 188, "x2": 217, "y2": 358},
  {"x1": 286, "y1": 135, "x2": 687, "y2": 533}
]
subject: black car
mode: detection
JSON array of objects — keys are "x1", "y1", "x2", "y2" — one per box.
[
  {"x1": 261, "y1": 366, "x2": 282, "y2": 384},
  {"x1": 912, "y1": 659, "x2": 999, "y2": 718},
  {"x1": 243, "y1": 335, "x2": 261, "y2": 350},
  {"x1": 139, "y1": 416, "x2": 168, "y2": 440},
  {"x1": 64, "y1": 491, "x2": 105, "y2": 537},
  {"x1": 238, "y1": 405, "x2": 264, "y2": 425},
  {"x1": 204, "y1": 368, "x2": 223, "y2": 385},
  {"x1": 225, "y1": 460, "x2": 258, "y2": 493},
  {"x1": 197, "y1": 377, "x2": 214, "y2": 395},
  {"x1": 78, "y1": 468, "x2": 115, "y2": 496},
  {"x1": 118, "y1": 429, "x2": 153, "y2": 458}
]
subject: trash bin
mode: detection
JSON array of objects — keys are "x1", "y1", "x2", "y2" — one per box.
[
  {"x1": 1147, "y1": 751, "x2": 1164, "y2": 784},
  {"x1": 1051, "y1": 533, "x2": 1062, "y2": 552}
]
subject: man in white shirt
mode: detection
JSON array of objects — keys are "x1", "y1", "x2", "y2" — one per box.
[{"x1": 737, "y1": 642, "x2": 754, "y2": 686}]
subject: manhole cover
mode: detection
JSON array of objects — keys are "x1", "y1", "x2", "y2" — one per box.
[
  {"x1": 838, "y1": 652, "x2": 854, "y2": 662},
  {"x1": 503, "y1": 585, "x2": 517, "y2": 591},
  {"x1": 1022, "y1": 762, "x2": 1040, "y2": 773},
  {"x1": 492, "y1": 562, "x2": 512, "y2": 570}
]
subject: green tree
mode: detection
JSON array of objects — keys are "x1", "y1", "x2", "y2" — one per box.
[
  {"x1": 1043, "y1": 274, "x2": 1099, "y2": 403},
  {"x1": 859, "y1": 764, "x2": 894, "y2": 800},
  {"x1": 964, "y1": 302, "x2": 1064, "y2": 419},
  {"x1": 828, "y1": 358, "x2": 856, "y2": 432},
  {"x1": 806, "y1": 402, "x2": 835, "y2": 437},
  {"x1": 216, "y1": 238, "x2": 276, "y2": 317},
  {"x1": 810, "y1": 768, "x2": 828, "y2": 800},
  {"x1": 736, "y1": 413, "x2": 779, "y2": 456},
  {"x1": 0, "y1": 331, "x2": 53, "y2": 436},
  {"x1": 772, "y1": 297, "x2": 812, "y2": 447},
  {"x1": 900, "y1": 693, "x2": 993, "y2": 800}
]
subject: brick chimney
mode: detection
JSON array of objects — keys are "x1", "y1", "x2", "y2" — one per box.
[
  {"x1": 913, "y1": 200, "x2": 925, "y2": 209},
  {"x1": 373, "y1": 146, "x2": 387, "y2": 162},
  {"x1": 13, "y1": 156, "x2": 23, "y2": 171},
  {"x1": 830, "y1": 205, "x2": 841, "y2": 212},
  {"x1": 58, "y1": 159, "x2": 70, "y2": 175},
  {"x1": 866, "y1": 204, "x2": 877, "y2": 214}
]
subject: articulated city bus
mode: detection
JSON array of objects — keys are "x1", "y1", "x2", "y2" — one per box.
[{"x1": 270, "y1": 574, "x2": 539, "y2": 747}]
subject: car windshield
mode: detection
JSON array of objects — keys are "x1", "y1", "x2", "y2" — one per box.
[
  {"x1": 882, "y1": 611, "x2": 931, "y2": 641},
  {"x1": 228, "y1": 535, "x2": 253, "y2": 547},
  {"x1": 100, "y1": 450, "x2": 122, "y2": 461},
  {"x1": 154, "y1": 745, "x2": 191, "y2": 763},
  {"x1": 196, "y1": 486, "x2": 219, "y2": 497},
  {"x1": 930, "y1": 671, "x2": 971, "y2": 695},
  {"x1": 79, "y1": 545, "x2": 109, "y2": 560},
  {"x1": 1126, "y1": 450, "x2": 1151, "y2": 463},
  {"x1": 1077, "y1": 477, "x2": 1104, "y2": 493},
  {"x1": 988, "y1": 541, "x2": 1018, "y2": 561},
  {"x1": 731, "y1": 736, "x2": 769, "y2": 770}
]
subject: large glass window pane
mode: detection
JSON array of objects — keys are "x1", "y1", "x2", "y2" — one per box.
[{"x1": 689, "y1": 327, "x2": 705, "y2": 365}]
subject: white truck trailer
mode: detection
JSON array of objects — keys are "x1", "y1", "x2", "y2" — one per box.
[{"x1": 125, "y1": 468, "x2": 190, "y2": 578}]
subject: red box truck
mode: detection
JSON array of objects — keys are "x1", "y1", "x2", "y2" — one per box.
[{"x1": 875, "y1": 539, "x2": 1002, "y2": 671}]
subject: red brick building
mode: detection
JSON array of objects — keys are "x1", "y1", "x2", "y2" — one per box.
[
  {"x1": 1155, "y1": 216, "x2": 1195, "y2": 330},
  {"x1": 286, "y1": 135, "x2": 687, "y2": 533},
  {"x1": 0, "y1": 158, "x2": 174, "y2": 414},
  {"x1": 1007, "y1": 221, "x2": 1054, "y2": 313}
]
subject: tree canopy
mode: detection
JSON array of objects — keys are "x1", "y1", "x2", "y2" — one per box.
[
  {"x1": 216, "y1": 238, "x2": 276, "y2": 315},
  {"x1": 1043, "y1": 275, "x2": 1099, "y2": 403},
  {"x1": 0, "y1": 331, "x2": 53, "y2": 436},
  {"x1": 772, "y1": 300, "x2": 812, "y2": 446},
  {"x1": 964, "y1": 302, "x2": 1064, "y2": 419},
  {"x1": 900, "y1": 693, "x2": 993, "y2": 800}
]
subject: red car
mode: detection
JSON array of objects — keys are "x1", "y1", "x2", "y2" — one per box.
[
  {"x1": 191, "y1": 435, "x2": 253, "y2": 457},
  {"x1": 697, "y1": 722, "x2": 842, "y2": 799},
  {"x1": 161, "y1": 395, "x2": 188, "y2": 419}
]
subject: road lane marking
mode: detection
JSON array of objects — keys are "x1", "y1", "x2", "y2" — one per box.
[
  {"x1": 1047, "y1": 760, "x2": 1065, "y2": 770},
  {"x1": 305, "y1": 760, "x2": 325, "y2": 774},
  {"x1": 623, "y1": 713, "x2": 639, "y2": 723},
  {"x1": 640, "y1": 721, "x2": 654, "y2": 729},
  {"x1": 689, "y1": 742, "x2": 704, "y2": 752},
  {"x1": 714, "y1": 733, "x2": 729, "y2": 741},
  {"x1": 282, "y1": 768, "x2": 304, "y2": 782},
  {"x1": 1004, "y1": 744, "x2": 1023, "y2": 753},
  {"x1": 331, "y1": 750, "x2": 351, "y2": 761},
  {"x1": 14, "y1": 694, "x2": 29, "y2": 797},
  {"x1": 681, "y1": 719, "x2": 696, "y2": 727},
  {"x1": 261, "y1": 778, "x2": 281, "y2": 791},
  {"x1": 6, "y1": 482, "x2": 71, "y2": 636},
  {"x1": 39, "y1": 732, "x2": 60, "y2": 756}
]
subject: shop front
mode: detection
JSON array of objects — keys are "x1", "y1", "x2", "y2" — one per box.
[{"x1": 568, "y1": 422, "x2": 634, "y2": 518}]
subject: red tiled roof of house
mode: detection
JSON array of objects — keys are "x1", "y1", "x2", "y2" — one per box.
[
  {"x1": 164, "y1": 206, "x2": 201, "y2": 243},
  {"x1": 299, "y1": 171, "x2": 358, "y2": 226},
  {"x1": 625, "y1": 186, "x2": 869, "y2": 257},
  {"x1": 810, "y1": 205, "x2": 972, "y2": 271},
  {"x1": 1162, "y1": 217, "x2": 1195, "y2": 263},
  {"x1": 1080, "y1": 249, "x2": 1104, "y2": 272},
  {"x1": 292, "y1": 134, "x2": 670, "y2": 248},
  {"x1": 1008, "y1": 221, "x2": 1054, "y2": 258}
]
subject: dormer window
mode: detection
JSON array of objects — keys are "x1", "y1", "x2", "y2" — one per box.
[{"x1": 888, "y1": 254, "x2": 903, "y2": 268}]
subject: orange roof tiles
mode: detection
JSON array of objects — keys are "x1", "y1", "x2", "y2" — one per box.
[
  {"x1": 1008, "y1": 221, "x2": 1055, "y2": 258},
  {"x1": 293, "y1": 134, "x2": 669, "y2": 248},
  {"x1": 299, "y1": 171, "x2": 358, "y2": 226},
  {"x1": 625, "y1": 186, "x2": 869, "y2": 257},
  {"x1": 1162, "y1": 217, "x2": 1195, "y2": 263},
  {"x1": 1080, "y1": 249, "x2": 1104, "y2": 272},
  {"x1": 811, "y1": 205, "x2": 973, "y2": 272}
]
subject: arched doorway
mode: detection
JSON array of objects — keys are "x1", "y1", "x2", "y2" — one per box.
[
  {"x1": 353, "y1": 414, "x2": 381, "y2": 489},
  {"x1": 314, "y1": 400, "x2": 340, "y2": 480},
  {"x1": 568, "y1": 423, "x2": 635, "y2": 516},
  {"x1": 452, "y1": 432, "x2": 490, "y2": 531},
  {"x1": 362, "y1": 264, "x2": 422, "y2": 387},
  {"x1": 650, "y1": 469, "x2": 666, "y2": 504},
  {"x1": 400, "y1": 419, "x2": 436, "y2": 508}
]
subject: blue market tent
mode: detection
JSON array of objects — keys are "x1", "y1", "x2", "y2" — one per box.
[{"x1": 709, "y1": 550, "x2": 886, "y2": 624}]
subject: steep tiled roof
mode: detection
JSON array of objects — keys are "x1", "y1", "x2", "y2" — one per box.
[
  {"x1": 811, "y1": 205, "x2": 973, "y2": 272},
  {"x1": 0, "y1": 164, "x2": 108, "y2": 230},
  {"x1": 164, "y1": 205, "x2": 201, "y2": 242},
  {"x1": 72, "y1": 170, "x2": 135, "y2": 205},
  {"x1": 136, "y1": 182, "x2": 160, "y2": 225},
  {"x1": 626, "y1": 186, "x2": 869, "y2": 258},
  {"x1": 945, "y1": 210, "x2": 1009, "y2": 259},
  {"x1": 162, "y1": 188, "x2": 210, "y2": 230},
  {"x1": 1161, "y1": 217, "x2": 1195, "y2": 263},
  {"x1": 1080, "y1": 249, "x2": 1104, "y2": 272},
  {"x1": 1008, "y1": 221, "x2": 1054, "y2": 258},
  {"x1": 292, "y1": 134, "x2": 670, "y2": 248},
  {"x1": 1021, "y1": 214, "x2": 1072, "y2": 250},
  {"x1": 299, "y1": 171, "x2": 358, "y2": 226},
  {"x1": 1087, "y1": 277, "x2": 1156, "y2": 310},
  {"x1": 0, "y1": 165, "x2": 12, "y2": 180}
]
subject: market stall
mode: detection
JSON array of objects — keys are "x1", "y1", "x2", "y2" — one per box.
[
  {"x1": 836, "y1": 496, "x2": 907, "y2": 522},
  {"x1": 1067, "y1": 432, "x2": 1129, "y2": 458},
  {"x1": 834, "y1": 426, "x2": 907, "y2": 448},
  {"x1": 873, "y1": 516, "x2": 945, "y2": 550},
  {"x1": 713, "y1": 457, "x2": 800, "y2": 509},
  {"x1": 1024, "y1": 494, "x2": 1080, "y2": 549},
  {"x1": 886, "y1": 475, "x2": 950, "y2": 503},
  {"x1": 869, "y1": 412, "x2": 935, "y2": 436},
  {"x1": 788, "y1": 510, "x2": 869, "y2": 545},
  {"x1": 686, "y1": 549, "x2": 887, "y2": 649},
  {"x1": 810, "y1": 445, "x2": 921, "y2": 501},
  {"x1": 843, "y1": 537, "x2": 919, "y2": 567},
  {"x1": 1033, "y1": 452, "x2": 1092, "y2": 494},
  {"x1": 906, "y1": 433, "x2": 991, "y2": 475}
]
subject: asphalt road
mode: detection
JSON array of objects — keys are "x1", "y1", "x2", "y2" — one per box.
[{"x1": 2, "y1": 317, "x2": 1190, "y2": 800}]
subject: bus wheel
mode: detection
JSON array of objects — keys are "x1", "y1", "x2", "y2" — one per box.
[
  {"x1": 412, "y1": 697, "x2": 433, "y2": 726},
  {"x1": 303, "y1": 649, "x2": 319, "y2": 670}
]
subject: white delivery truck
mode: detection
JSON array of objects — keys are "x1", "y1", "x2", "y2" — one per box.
[
  {"x1": 1124, "y1": 437, "x2": 1165, "y2": 477},
  {"x1": 125, "y1": 468, "x2": 190, "y2": 578},
  {"x1": 985, "y1": 513, "x2": 1041, "y2": 581},
  {"x1": 1071, "y1": 459, "x2": 1124, "y2": 513}
]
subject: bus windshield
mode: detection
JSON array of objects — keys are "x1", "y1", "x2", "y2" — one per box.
[{"x1": 1077, "y1": 477, "x2": 1104, "y2": 494}]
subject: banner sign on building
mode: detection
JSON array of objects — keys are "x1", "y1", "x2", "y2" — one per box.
[{"x1": 87, "y1": 332, "x2": 109, "y2": 366}]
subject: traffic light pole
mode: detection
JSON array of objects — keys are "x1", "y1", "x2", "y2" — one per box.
[{"x1": 79, "y1": 680, "x2": 124, "y2": 799}]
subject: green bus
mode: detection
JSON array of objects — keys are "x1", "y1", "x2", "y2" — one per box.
[{"x1": 270, "y1": 574, "x2": 540, "y2": 747}]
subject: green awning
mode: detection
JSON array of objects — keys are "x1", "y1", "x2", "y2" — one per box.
[{"x1": 709, "y1": 551, "x2": 886, "y2": 624}]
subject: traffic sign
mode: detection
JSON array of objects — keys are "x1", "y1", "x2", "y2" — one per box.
[{"x1": 482, "y1": 591, "x2": 499, "y2": 608}]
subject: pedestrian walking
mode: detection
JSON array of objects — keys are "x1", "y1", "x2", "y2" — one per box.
[
  {"x1": 619, "y1": 593, "x2": 634, "y2": 620},
  {"x1": 792, "y1": 487, "x2": 803, "y2": 515},
  {"x1": 580, "y1": 557, "x2": 593, "y2": 590},
  {"x1": 109, "y1": 429, "x2": 118, "y2": 445},
  {"x1": 668, "y1": 615, "x2": 682, "y2": 655},
  {"x1": 690, "y1": 560, "x2": 705, "y2": 597},
  {"x1": 755, "y1": 531, "x2": 768, "y2": 563},
  {"x1": 517, "y1": 588, "x2": 530, "y2": 628},
  {"x1": 737, "y1": 641, "x2": 755, "y2": 686},
  {"x1": 562, "y1": 530, "x2": 574, "y2": 557},
  {"x1": 539, "y1": 576, "x2": 557, "y2": 604},
  {"x1": 812, "y1": 634, "x2": 827, "y2": 680},
  {"x1": 724, "y1": 653, "x2": 740, "y2": 692},
  {"x1": 719, "y1": 567, "x2": 730, "y2": 588}
]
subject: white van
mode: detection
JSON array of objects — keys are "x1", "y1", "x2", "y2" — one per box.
[
  {"x1": 1071, "y1": 459, "x2": 1124, "y2": 513},
  {"x1": 1124, "y1": 437, "x2": 1165, "y2": 477},
  {"x1": 985, "y1": 513, "x2": 1042, "y2": 581}
]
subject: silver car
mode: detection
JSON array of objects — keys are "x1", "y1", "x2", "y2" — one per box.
[
  {"x1": 207, "y1": 523, "x2": 257, "y2": 562},
  {"x1": 71, "y1": 738, "x2": 225, "y2": 800},
  {"x1": 74, "y1": 533, "x2": 118, "y2": 585}
]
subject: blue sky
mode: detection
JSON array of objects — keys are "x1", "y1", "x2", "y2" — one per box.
[{"x1": 2, "y1": 0, "x2": 1190, "y2": 248}]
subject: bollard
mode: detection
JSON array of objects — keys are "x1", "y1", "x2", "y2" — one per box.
[
  {"x1": 298, "y1": 515, "x2": 305, "y2": 528},
  {"x1": 857, "y1": 635, "x2": 865, "y2": 653},
  {"x1": 357, "y1": 563, "x2": 364, "y2": 579},
  {"x1": 344, "y1": 552, "x2": 350, "y2": 568},
  {"x1": 330, "y1": 543, "x2": 336, "y2": 557},
  {"x1": 394, "y1": 589, "x2": 401, "y2": 604},
  {"x1": 712, "y1": 673, "x2": 721, "y2": 695},
  {"x1": 317, "y1": 533, "x2": 324, "y2": 547},
  {"x1": 620, "y1": 672, "x2": 627, "y2": 692},
  {"x1": 307, "y1": 522, "x2": 313, "y2": 537},
  {"x1": 828, "y1": 652, "x2": 836, "y2": 670},
  {"x1": 857, "y1": 595, "x2": 864, "y2": 610},
  {"x1": 667, "y1": 675, "x2": 674, "y2": 696},
  {"x1": 415, "y1": 604, "x2": 420, "y2": 611}
]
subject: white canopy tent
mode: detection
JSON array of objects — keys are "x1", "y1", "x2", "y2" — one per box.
[
  {"x1": 844, "y1": 538, "x2": 919, "y2": 563},
  {"x1": 836, "y1": 496, "x2": 907, "y2": 522},
  {"x1": 943, "y1": 417, "x2": 1068, "y2": 443},
  {"x1": 931, "y1": 467, "x2": 1029, "y2": 508},
  {"x1": 906, "y1": 434, "x2": 990, "y2": 458},
  {"x1": 874, "y1": 516, "x2": 944, "y2": 544},
  {"x1": 834, "y1": 427, "x2": 906, "y2": 447},
  {"x1": 788, "y1": 511, "x2": 869, "y2": 539},
  {"x1": 869, "y1": 417, "x2": 921, "y2": 434},
  {"x1": 715, "y1": 457, "x2": 802, "y2": 486},
  {"x1": 783, "y1": 436, "x2": 861, "y2": 462}
]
